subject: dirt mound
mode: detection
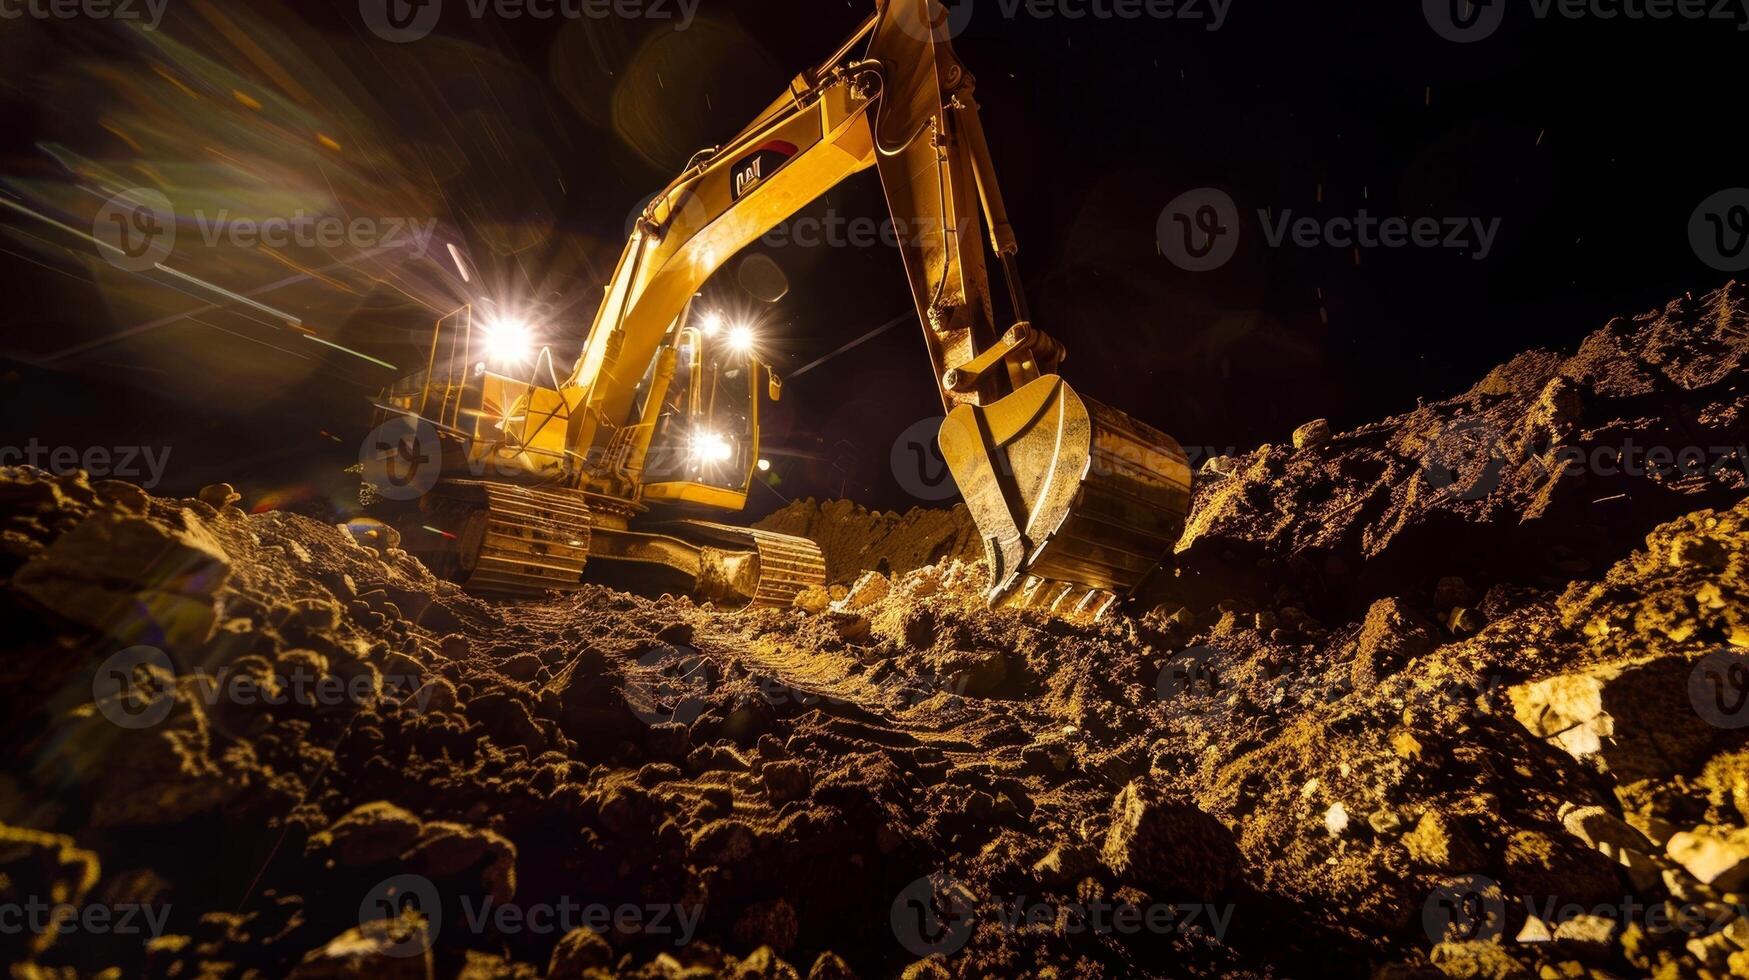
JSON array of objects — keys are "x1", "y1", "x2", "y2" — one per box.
[
  {"x1": 754, "y1": 498, "x2": 982, "y2": 584},
  {"x1": 3, "y1": 281, "x2": 1749, "y2": 978},
  {"x1": 1167, "y1": 281, "x2": 1749, "y2": 619}
]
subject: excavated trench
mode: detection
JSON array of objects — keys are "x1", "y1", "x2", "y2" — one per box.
[{"x1": 3, "y1": 282, "x2": 1749, "y2": 978}]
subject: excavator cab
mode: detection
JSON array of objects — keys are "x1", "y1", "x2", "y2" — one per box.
[{"x1": 640, "y1": 309, "x2": 772, "y2": 508}]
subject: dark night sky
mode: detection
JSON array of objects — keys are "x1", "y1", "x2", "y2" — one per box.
[{"x1": 1, "y1": 0, "x2": 1743, "y2": 516}]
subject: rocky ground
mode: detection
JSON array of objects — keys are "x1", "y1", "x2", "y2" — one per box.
[{"x1": 3, "y1": 282, "x2": 1749, "y2": 978}]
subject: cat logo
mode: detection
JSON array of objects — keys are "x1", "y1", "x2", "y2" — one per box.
[{"x1": 730, "y1": 140, "x2": 798, "y2": 201}]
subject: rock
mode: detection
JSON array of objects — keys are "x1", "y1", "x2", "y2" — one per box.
[
  {"x1": 1031, "y1": 843, "x2": 1097, "y2": 885},
  {"x1": 647, "y1": 721, "x2": 690, "y2": 760},
  {"x1": 1292, "y1": 419, "x2": 1331, "y2": 450},
  {"x1": 792, "y1": 586, "x2": 831, "y2": 614},
  {"x1": 1324, "y1": 802, "x2": 1349, "y2": 837},
  {"x1": 1666, "y1": 825, "x2": 1749, "y2": 892},
  {"x1": 289, "y1": 918, "x2": 432, "y2": 979},
  {"x1": 1368, "y1": 809, "x2": 1406, "y2": 836},
  {"x1": 12, "y1": 511, "x2": 230, "y2": 648},
  {"x1": 306, "y1": 801, "x2": 423, "y2": 867},
  {"x1": 834, "y1": 571, "x2": 890, "y2": 611},
  {"x1": 1428, "y1": 940, "x2": 1532, "y2": 979},
  {"x1": 656, "y1": 621, "x2": 695, "y2": 645},
  {"x1": 1559, "y1": 805, "x2": 1661, "y2": 889},
  {"x1": 1687, "y1": 930, "x2": 1737, "y2": 969},
  {"x1": 760, "y1": 760, "x2": 811, "y2": 803},
  {"x1": 1508, "y1": 654, "x2": 1720, "y2": 782},
  {"x1": 1551, "y1": 914, "x2": 1615, "y2": 956},
  {"x1": 546, "y1": 927, "x2": 614, "y2": 977},
  {"x1": 1403, "y1": 811, "x2": 1483, "y2": 871},
  {"x1": 734, "y1": 947, "x2": 801, "y2": 980},
  {"x1": 1100, "y1": 779, "x2": 1238, "y2": 899},
  {"x1": 197, "y1": 483, "x2": 242, "y2": 509},
  {"x1": 806, "y1": 952, "x2": 857, "y2": 980},
  {"x1": 1351, "y1": 597, "x2": 1437, "y2": 688}
]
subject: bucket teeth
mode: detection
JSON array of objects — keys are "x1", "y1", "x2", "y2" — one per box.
[{"x1": 1003, "y1": 576, "x2": 1121, "y2": 623}]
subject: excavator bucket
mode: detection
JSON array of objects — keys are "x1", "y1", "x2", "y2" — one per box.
[{"x1": 938, "y1": 376, "x2": 1192, "y2": 617}]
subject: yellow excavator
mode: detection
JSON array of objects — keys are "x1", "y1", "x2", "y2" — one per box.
[{"x1": 364, "y1": 0, "x2": 1192, "y2": 619}]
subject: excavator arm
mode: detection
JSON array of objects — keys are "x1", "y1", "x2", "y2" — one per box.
[{"x1": 565, "y1": 0, "x2": 1194, "y2": 614}]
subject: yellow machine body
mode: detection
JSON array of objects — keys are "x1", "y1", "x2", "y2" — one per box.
[{"x1": 365, "y1": 0, "x2": 1191, "y2": 615}]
